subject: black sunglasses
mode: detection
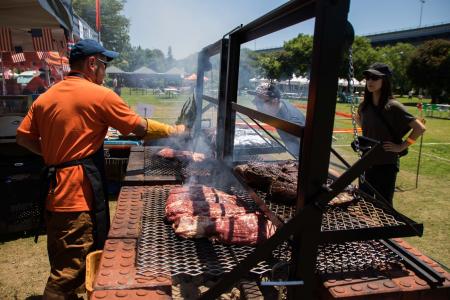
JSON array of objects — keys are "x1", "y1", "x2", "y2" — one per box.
[
  {"x1": 365, "y1": 74, "x2": 382, "y2": 81},
  {"x1": 96, "y1": 57, "x2": 108, "y2": 68}
]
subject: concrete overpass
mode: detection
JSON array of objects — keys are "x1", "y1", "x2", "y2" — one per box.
[
  {"x1": 366, "y1": 22, "x2": 450, "y2": 47},
  {"x1": 255, "y1": 22, "x2": 450, "y2": 53}
]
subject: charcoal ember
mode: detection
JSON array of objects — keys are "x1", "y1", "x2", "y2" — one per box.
[{"x1": 174, "y1": 214, "x2": 276, "y2": 245}]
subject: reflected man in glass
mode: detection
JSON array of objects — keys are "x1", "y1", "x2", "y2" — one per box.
[{"x1": 251, "y1": 83, "x2": 305, "y2": 157}]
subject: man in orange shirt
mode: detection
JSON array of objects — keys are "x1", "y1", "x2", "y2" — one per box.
[{"x1": 16, "y1": 39, "x2": 184, "y2": 300}]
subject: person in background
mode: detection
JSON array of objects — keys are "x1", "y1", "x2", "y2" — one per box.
[
  {"x1": 355, "y1": 63, "x2": 426, "y2": 204},
  {"x1": 23, "y1": 70, "x2": 48, "y2": 94},
  {"x1": 251, "y1": 83, "x2": 306, "y2": 157},
  {"x1": 16, "y1": 39, "x2": 185, "y2": 300},
  {"x1": 112, "y1": 76, "x2": 121, "y2": 96}
]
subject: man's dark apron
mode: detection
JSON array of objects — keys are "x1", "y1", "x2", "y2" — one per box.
[{"x1": 35, "y1": 146, "x2": 110, "y2": 250}]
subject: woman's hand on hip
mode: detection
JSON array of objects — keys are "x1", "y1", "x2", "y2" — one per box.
[{"x1": 383, "y1": 141, "x2": 407, "y2": 153}]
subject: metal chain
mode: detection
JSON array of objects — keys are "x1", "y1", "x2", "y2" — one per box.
[{"x1": 348, "y1": 47, "x2": 365, "y2": 182}]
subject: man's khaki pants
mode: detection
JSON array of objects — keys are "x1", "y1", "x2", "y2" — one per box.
[{"x1": 43, "y1": 211, "x2": 94, "y2": 300}]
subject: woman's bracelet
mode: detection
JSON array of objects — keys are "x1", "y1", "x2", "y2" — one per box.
[{"x1": 406, "y1": 137, "x2": 416, "y2": 145}]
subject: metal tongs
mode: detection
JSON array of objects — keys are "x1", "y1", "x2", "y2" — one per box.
[{"x1": 176, "y1": 94, "x2": 197, "y2": 131}]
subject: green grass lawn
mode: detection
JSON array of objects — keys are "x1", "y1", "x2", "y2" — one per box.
[
  {"x1": 333, "y1": 98, "x2": 450, "y2": 266},
  {"x1": 122, "y1": 89, "x2": 449, "y2": 266}
]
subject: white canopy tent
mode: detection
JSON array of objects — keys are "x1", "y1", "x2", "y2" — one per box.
[{"x1": 106, "y1": 65, "x2": 126, "y2": 75}]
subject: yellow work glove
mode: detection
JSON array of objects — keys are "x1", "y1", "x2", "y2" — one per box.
[{"x1": 145, "y1": 119, "x2": 185, "y2": 140}]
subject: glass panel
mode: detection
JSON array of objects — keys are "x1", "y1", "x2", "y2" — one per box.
[
  {"x1": 235, "y1": 20, "x2": 314, "y2": 161},
  {"x1": 232, "y1": 113, "x2": 299, "y2": 162},
  {"x1": 203, "y1": 53, "x2": 221, "y2": 99}
]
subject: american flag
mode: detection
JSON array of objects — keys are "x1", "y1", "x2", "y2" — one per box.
[
  {"x1": 0, "y1": 27, "x2": 13, "y2": 52},
  {"x1": 31, "y1": 28, "x2": 54, "y2": 51},
  {"x1": 11, "y1": 47, "x2": 26, "y2": 63},
  {"x1": 37, "y1": 51, "x2": 51, "y2": 60},
  {"x1": 62, "y1": 64, "x2": 71, "y2": 73}
]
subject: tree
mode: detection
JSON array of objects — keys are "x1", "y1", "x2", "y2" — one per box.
[
  {"x1": 72, "y1": 0, "x2": 131, "y2": 61},
  {"x1": 255, "y1": 51, "x2": 283, "y2": 81},
  {"x1": 407, "y1": 39, "x2": 450, "y2": 103},
  {"x1": 283, "y1": 34, "x2": 313, "y2": 77},
  {"x1": 339, "y1": 36, "x2": 381, "y2": 80},
  {"x1": 377, "y1": 43, "x2": 415, "y2": 96}
]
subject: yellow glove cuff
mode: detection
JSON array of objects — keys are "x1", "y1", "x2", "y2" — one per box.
[{"x1": 145, "y1": 119, "x2": 175, "y2": 140}]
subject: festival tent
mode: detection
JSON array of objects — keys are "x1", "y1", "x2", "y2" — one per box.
[
  {"x1": 132, "y1": 66, "x2": 158, "y2": 74},
  {"x1": 164, "y1": 67, "x2": 185, "y2": 77},
  {"x1": 184, "y1": 73, "x2": 208, "y2": 81},
  {"x1": 338, "y1": 78, "x2": 364, "y2": 87},
  {"x1": 291, "y1": 75, "x2": 310, "y2": 85},
  {"x1": 106, "y1": 65, "x2": 126, "y2": 74},
  {"x1": 0, "y1": 0, "x2": 73, "y2": 30}
]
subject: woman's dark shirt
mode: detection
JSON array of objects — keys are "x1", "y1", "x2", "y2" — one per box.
[{"x1": 359, "y1": 100, "x2": 415, "y2": 164}]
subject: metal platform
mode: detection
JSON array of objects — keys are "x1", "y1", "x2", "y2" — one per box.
[{"x1": 136, "y1": 185, "x2": 287, "y2": 278}]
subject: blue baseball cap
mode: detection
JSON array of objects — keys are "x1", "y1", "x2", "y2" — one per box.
[{"x1": 69, "y1": 39, "x2": 119, "y2": 62}]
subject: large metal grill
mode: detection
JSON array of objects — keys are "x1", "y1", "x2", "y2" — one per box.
[
  {"x1": 144, "y1": 147, "x2": 183, "y2": 177},
  {"x1": 136, "y1": 185, "x2": 289, "y2": 278},
  {"x1": 316, "y1": 240, "x2": 404, "y2": 275},
  {"x1": 134, "y1": 185, "x2": 407, "y2": 280},
  {"x1": 133, "y1": 151, "x2": 419, "y2": 281}
]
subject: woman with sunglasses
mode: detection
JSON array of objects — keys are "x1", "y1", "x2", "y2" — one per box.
[{"x1": 355, "y1": 63, "x2": 426, "y2": 205}]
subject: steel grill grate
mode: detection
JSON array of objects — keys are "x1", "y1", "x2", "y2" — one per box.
[
  {"x1": 144, "y1": 148, "x2": 183, "y2": 177},
  {"x1": 316, "y1": 240, "x2": 404, "y2": 275},
  {"x1": 143, "y1": 147, "x2": 214, "y2": 179},
  {"x1": 258, "y1": 189, "x2": 406, "y2": 232},
  {"x1": 321, "y1": 197, "x2": 404, "y2": 231},
  {"x1": 134, "y1": 185, "x2": 408, "y2": 281},
  {"x1": 136, "y1": 185, "x2": 286, "y2": 278}
]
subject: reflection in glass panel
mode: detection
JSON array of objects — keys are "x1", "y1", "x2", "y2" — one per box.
[
  {"x1": 232, "y1": 114, "x2": 295, "y2": 162},
  {"x1": 236, "y1": 21, "x2": 314, "y2": 161}
]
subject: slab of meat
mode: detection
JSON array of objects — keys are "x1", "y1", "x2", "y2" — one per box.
[
  {"x1": 234, "y1": 162, "x2": 352, "y2": 206},
  {"x1": 235, "y1": 161, "x2": 298, "y2": 204},
  {"x1": 157, "y1": 147, "x2": 205, "y2": 162},
  {"x1": 173, "y1": 214, "x2": 276, "y2": 245},
  {"x1": 166, "y1": 199, "x2": 249, "y2": 222},
  {"x1": 329, "y1": 191, "x2": 355, "y2": 206},
  {"x1": 168, "y1": 185, "x2": 238, "y2": 201},
  {"x1": 166, "y1": 184, "x2": 276, "y2": 245}
]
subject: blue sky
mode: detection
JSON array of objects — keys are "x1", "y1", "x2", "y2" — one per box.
[{"x1": 123, "y1": 0, "x2": 450, "y2": 59}]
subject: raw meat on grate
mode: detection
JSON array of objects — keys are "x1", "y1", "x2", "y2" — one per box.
[
  {"x1": 157, "y1": 147, "x2": 205, "y2": 162},
  {"x1": 173, "y1": 214, "x2": 276, "y2": 245}
]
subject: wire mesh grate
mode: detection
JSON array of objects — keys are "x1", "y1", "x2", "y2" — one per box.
[
  {"x1": 259, "y1": 189, "x2": 406, "y2": 232},
  {"x1": 136, "y1": 185, "x2": 290, "y2": 278},
  {"x1": 143, "y1": 148, "x2": 183, "y2": 177},
  {"x1": 316, "y1": 240, "x2": 405, "y2": 275}
]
